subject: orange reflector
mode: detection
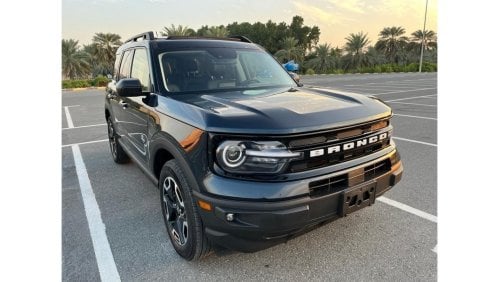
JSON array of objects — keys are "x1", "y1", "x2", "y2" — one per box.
[
  {"x1": 198, "y1": 200, "x2": 212, "y2": 211},
  {"x1": 370, "y1": 120, "x2": 389, "y2": 131}
]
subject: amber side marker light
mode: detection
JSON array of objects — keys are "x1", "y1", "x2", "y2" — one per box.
[{"x1": 198, "y1": 200, "x2": 212, "y2": 211}]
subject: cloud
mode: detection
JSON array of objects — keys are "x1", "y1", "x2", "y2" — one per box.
[
  {"x1": 327, "y1": 0, "x2": 368, "y2": 14},
  {"x1": 292, "y1": 1, "x2": 343, "y2": 26}
]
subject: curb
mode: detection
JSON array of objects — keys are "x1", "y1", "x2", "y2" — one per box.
[
  {"x1": 300, "y1": 71, "x2": 435, "y2": 77},
  {"x1": 62, "y1": 86, "x2": 106, "y2": 92}
]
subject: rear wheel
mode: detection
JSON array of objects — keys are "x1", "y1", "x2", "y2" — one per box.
[
  {"x1": 160, "y1": 160, "x2": 212, "y2": 260},
  {"x1": 107, "y1": 116, "x2": 129, "y2": 164}
]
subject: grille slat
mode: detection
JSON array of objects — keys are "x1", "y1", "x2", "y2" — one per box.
[{"x1": 308, "y1": 159, "x2": 391, "y2": 198}]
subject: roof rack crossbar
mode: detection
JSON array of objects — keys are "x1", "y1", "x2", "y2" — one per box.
[
  {"x1": 125, "y1": 31, "x2": 155, "y2": 43},
  {"x1": 228, "y1": 35, "x2": 252, "y2": 43}
]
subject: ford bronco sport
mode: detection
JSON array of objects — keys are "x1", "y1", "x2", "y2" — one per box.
[{"x1": 105, "y1": 31, "x2": 403, "y2": 261}]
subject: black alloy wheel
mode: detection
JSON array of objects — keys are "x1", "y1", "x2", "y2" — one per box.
[
  {"x1": 159, "y1": 160, "x2": 212, "y2": 260},
  {"x1": 162, "y1": 176, "x2": 189, "y2": 246}
]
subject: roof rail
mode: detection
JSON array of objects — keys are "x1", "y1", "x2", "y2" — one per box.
[
  {"x1": 228, "y1": 35, "x2": 252, "y2": 43},
  {"x1": 125, "y1": 31, "x2": 155, "y2": 43}
]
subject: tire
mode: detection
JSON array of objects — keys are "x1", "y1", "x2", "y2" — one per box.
[
  {"x1": 107, "y1": 116, "x2": 129, "y2": 164},
  {"x1": 159, "y1": 160, "x2": 212, "y2": 260}
]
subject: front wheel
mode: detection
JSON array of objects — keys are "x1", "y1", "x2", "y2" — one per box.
[{"x1": 159, "y1": 160, "x2": 212, "y2": 260}]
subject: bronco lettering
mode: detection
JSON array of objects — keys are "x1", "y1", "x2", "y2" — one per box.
[{"x1": 310, "y1": 131, "x2": 391, "y2": 158}]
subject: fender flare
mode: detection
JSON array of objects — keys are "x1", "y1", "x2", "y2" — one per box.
[{"x1": 149, "y1": 131, "x2": 202, "y2": 193}]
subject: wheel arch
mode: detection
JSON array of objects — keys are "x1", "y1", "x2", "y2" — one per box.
[{"x1": 149, "y1": 132, "x2": 202, "y2": 193}]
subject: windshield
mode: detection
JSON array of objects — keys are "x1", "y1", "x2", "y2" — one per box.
[{"x1": 158, "y1": 48, "x2": 296, "y2": 93}]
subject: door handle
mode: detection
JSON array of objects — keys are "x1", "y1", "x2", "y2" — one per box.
[{"x1": 119, "y1": 101, "x2": 128, "y2": 109}]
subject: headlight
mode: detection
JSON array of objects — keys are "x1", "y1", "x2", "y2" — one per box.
[{"x1": 215, "y1": 140, "x2": 302, "y2": 174}]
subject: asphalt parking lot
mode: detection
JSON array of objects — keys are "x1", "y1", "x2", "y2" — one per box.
[{"x1": 62, "y1": 72, "x2": 437, "y2": 281}]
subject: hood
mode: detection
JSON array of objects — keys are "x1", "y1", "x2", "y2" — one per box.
[{"x1": 155, "y1": 87, "x2": 392, "y2": 135}]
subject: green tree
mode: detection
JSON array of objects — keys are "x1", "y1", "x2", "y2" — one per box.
[
  {"x1": 365, "y1": 46, "x2": 386, "y2": 66},
  {"x1": 407, "y1": 30, "x2": 437, "y2": 63},
  {"x1": 289, "y1": 16, "x2": 320, "y2": 51},
  {"x1": 274, "y1": 37, "x2": 303, "y2": 63},
  {"x1": 204, "y1": 26, "x2": 229, "y2": 37},
  {"x1": 226, "y1": 16, "x2": 319, "y2": 55},
  {"x1": 82, "y1": 43, "x2": 107, "y2": 77},
  {"x1": 196, "y1": 25, "x2": 209, "y2": 36},
  {"x1": 62, "y1": 39, "x2": 90, "y2": 79},
  {"x1": 304, "y1": 43, "x2": 337, "y2": 73},
  {"x1": 92, "y1": 33, "x2": 122, "y2": 75},
  {"x1": 411, "y1": 29, "x2": 437, "y2": 51},
  {"x1": 343, "y1": 32, "x2": 371, "y2": 70},
  {"x1": 161, "y1": 24, "x2": 195, "y2": 36},
  {"x1": 375, "y1": 26, "x2": 408, "y2": 64}
]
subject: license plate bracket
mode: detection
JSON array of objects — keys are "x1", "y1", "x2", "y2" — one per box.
[{"x1": 340, "y1": 182, "x2": 377, "y2": 216}]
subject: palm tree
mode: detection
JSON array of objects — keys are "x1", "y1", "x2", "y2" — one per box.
[
  {"x1": 161, "y1": 24, "x2": 195, "y2": 36},
  {"x1": 411, "y1": 29, "x2": 437, "y2": 51},
  {"x1": 375, "y1": 26, "x2": 408, "y2": 64},
  {"x1": 274, "y1": 37, "x2": 303, "y2": 63},
  {"x1": 205, "y1": 26, "x2": 229, "y2": 38},
  {"x1": 92, "y1": 33, "x2": 122, "y2": 74},
  {"x1": 83, "y1": 43, "x2": 107, "y2": 77},
  {"x1": 305, "y1": 43, "x2": 337, "y2": 73},
  {"x1": 343, "y1": 32, "x2": 370, "y2": 70},
  {"x1": 365, "y1": 46, "x2": 386, "y2": 66},
  {"x1": 62, "y1": 39, "x2": 90, "y2": 79}
]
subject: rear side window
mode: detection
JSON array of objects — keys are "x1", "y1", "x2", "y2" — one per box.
[
  {"x1": 118, "y1": 50, "x2": 133, "y2": 80},
  {"x1": 113, "y1": 52, "x2": 121, "y2": 80},
  {"x1": 130, "y1": 48, "x2": 150, "y2": 91}
]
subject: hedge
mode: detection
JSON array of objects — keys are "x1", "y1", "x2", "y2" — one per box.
[
  {"x1": 302, "y1": 63, "x2": 437, "y2": 75},
  {"x1": 62, "y1": 75, "x2": 110, "y2": 89}
]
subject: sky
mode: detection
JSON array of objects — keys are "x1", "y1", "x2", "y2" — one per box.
[{"x1": 62, "y1": 0, "x2": 437, "y2": 48}]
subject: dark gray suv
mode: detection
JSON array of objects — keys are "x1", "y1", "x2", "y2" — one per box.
[{"x1": 105, "y1": 31, "x2": 403, "y2": 260}]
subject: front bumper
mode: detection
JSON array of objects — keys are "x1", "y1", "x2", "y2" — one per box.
[{"x1": 193, "y1": 149, "x2": 403, "y2": 252}]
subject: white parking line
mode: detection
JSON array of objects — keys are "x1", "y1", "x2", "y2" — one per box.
[
  {"x1": 393, "y1": 136, "x2": 437, "y2": 147},
  {"x1": 377, "y1": 196, "x2": 437, "y2": 223},
  {"x1": 374, "y1": 83, "x2": 435, "y2": 87},
  {"x1": 372, "y1": 88, "x2": 437, "y2": 96},
  {"x1": 333, "y1": 86, "x2": 416, "y2": 93},
  {"x1": 343, "y1": 84, "x2": 423, "y2": 89},
  {"x1": 393, "y1": 114, "x2": 437, "y2": 121},
  {"x1": 385, "y1": 94, "x2": 437, "y2": 102},
  {"x1": 388, "y1": 101, "x2": 437, "y2": 107},
  {"x1": 345, "y1": 79, "x2": 436, "y2": 86},
  {"x1": 62, "y1": 139, "x2": 108, "y2": 148},
  {"x1": 63, "y1": 123, "x2": 107, "y2": 130},
  {"x1": 64, "y1": 106, "x2": 77, "y2": 128},
  {"x1": 71, "y1": 145, "x2": 121, "y2": 281}
]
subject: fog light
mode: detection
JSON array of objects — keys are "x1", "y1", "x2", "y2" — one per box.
[{"x1": 226, "y1": 213, "x2": 234, "y2": 221}]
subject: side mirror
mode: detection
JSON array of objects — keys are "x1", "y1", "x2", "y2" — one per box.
[{"x1": 116, "y1": 78, "x2": 146, "y2": 97}]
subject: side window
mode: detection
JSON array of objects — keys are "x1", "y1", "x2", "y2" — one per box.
[
  {"x1": 118, "y1": 50, "x2": 132, "y2": 80},
  {"x1": 113, "y1": 52, "x2": 121, "y2": 80},
  {"x1": 130, "y1": 48, "x2": 151, "y2": 91}
]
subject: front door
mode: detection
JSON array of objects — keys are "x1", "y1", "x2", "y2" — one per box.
[{"x1": 120, "y1": 48, "x2": 152, "y2": 164}]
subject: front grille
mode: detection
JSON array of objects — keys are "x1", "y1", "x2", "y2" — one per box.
[
  {"x1": 364, "y1": 159, "x2": 391, "y2": 181},
  {"x1": 288, "y1": 141, "x2": 388, "y2": 173},
  {"x1": 308, "y1": 159, "x2": 391, "y2": 198},
  {"x1": 309, "y1": 174, "x2": 348, "y2": 198},
  {"x1": 284, "y1": 118, "x2": 392, "y2": 173}
]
